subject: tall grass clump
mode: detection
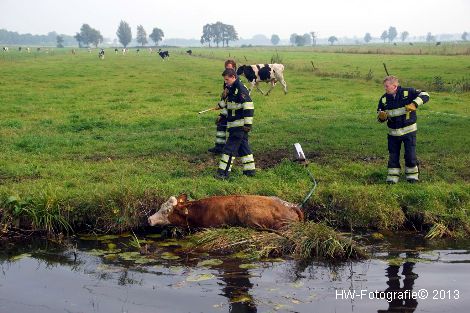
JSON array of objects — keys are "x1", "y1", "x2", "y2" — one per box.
[{"x1": 184, "y1": 221, "x2": 367, "y2": 261}]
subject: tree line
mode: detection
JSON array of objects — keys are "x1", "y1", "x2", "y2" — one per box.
[
  {"x1": 0, "y1": 29, "x2": 75, "y2": 46},
  {"x1": 73, "y1": 21, "x2": 164, "y2": 48}
]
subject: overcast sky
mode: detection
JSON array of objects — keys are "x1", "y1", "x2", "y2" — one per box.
[{"x1": 1, "y1": 0, "x2": 469, "y2": 39}]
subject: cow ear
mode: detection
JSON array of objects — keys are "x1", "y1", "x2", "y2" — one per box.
[{"x1": 177, "y1": 194, "x2": 188, "y2": 203}]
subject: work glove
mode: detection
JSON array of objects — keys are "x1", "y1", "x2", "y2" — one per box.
[
  {"x1": 217, "y1": 100, "x2": 226, "y2": 109},
  {"x1": 377, "y1": 111, "x2": 388, "y2": 122},
  {"x1": 405, "y1": 103, "x2": 417, "y2": 112},
  {"x1": 243, "y1": 126, "x2": 251, "y2": 132}
]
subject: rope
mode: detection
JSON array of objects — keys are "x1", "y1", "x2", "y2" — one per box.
[{"x1": 157, "y1": 108, "x2": 467, "y2": 134}]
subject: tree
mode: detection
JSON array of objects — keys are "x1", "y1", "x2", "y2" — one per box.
[
  {"x1": 56, "y1": 35, "x2": 64, "y2": 48},
  {"x1": 289, "y1": 33, "x2": 298, "y2": 46},
  {"x1": 388, "y1": 26, "x2": 397, "y2": 42},
  {"x1": 74, "y1": 33, "x2": 83, "y2": 47},
  {"x1": 462, "y1": 32, "x2": 468, "y2": 41},
  {"x1": 90, "y1": 29, "x2": 103, "y2": 47},
  {"x1": 380, "y1": 30, "x2": 388, "y2": 43},
  {"x1": 400, "y1": 31, "x2": 409, "y2": 42},
  {"x1": 136, "y1": 25, "x2": 148, "y2": 46},
  {"x1": 116, "y1": 20, "x2": 132, "y2": 48},
  {"x1": 302, "y1": 33, "x2": 312, "y2": 46},
  {"x1": 328, "y1": 36, "x2": 338, "y2": 45},
  {"x1": 426, "y1": 32, "x2": 436, "y2": 42},
  {"x1": 200, "y1": 24, "x2": 213, "y2": 47},
  {"x1": 364, "y1": 33, "x2": 372, "y2": 43},
  {"x1": 74, "y1": 24, "x2": 102, "y2": 47},
  {"x1": 222, "y1": 24, "x2": 238, "y2": 47},
  {"x1": 294, "y1": 35, "x2": 306, "y2": 46},
  {"x1": 271, "y1": 34, "x2": 280, "y2": 45},
  {"x1": 149, "y1": 27, "x2": 164, "y2": 45},
  {"x1": 310, "y1": 31, "x2": 317, "y2": 46}
]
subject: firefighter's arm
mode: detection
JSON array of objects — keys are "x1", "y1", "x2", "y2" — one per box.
[{"x1": 410, "y1": 88, "x2": 430, "y2": 108}]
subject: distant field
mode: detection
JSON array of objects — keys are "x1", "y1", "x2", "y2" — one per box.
[{"x1": 0, "y1": 45, "x2": 469, "y2": 235}]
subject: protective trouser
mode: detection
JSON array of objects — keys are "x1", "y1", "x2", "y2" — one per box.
[
  {"x1": 218, "y1": 130, "x2": 255, "y2": 177},
  {"x1": 386, "y1": 132, "x2": 419, "y2": 183},
  {"x1": 214, "y1": 116, "x2": 227, "y2": 149}
]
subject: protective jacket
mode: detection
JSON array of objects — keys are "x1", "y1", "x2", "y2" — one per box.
[
  {"x1": 377, "y1": 86, "x2": 429, "y2": 136},
  {"x1": 218, "y1": 78, "x2": 254, "y2": 132}
]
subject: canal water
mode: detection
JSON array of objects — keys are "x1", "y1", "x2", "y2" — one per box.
[{"x1": 1, "y1": 232, "x2": 469, "y2": 313}]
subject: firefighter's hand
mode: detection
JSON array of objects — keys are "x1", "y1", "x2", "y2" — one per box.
[
  {"x1": 243, "y1": 126, "x2": 251, "y2": 132},
  {"x1": 215, "y1": 116, "x2": 222, "y2": 125},
  {"x1": 405, "y1": 103, "x2": 417, "y2": 112},
  {"x1": 217, "y1": 100, "x2": 226, "y2": 108},
  {"x1": 377, "y1": 111, "x2": 388, "y2": 122}
]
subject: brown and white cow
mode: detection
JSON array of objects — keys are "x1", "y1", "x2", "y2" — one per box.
[
  {"x1": 148, "y1": 194, "x2": 303, "y2": 230},
  {"x1": 236, "y1": 63, "x2": 287, "y2": 96}
]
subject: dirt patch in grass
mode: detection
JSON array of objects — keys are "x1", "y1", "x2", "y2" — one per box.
[{"x1": 255, "y1": 149, "x2": 292, "y2": 169}]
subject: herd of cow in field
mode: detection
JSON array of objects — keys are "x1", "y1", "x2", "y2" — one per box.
[{"x1": 3, "y1": 45, "x2": 293, "y2": 230}]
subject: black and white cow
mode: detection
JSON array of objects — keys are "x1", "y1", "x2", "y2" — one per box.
[
  {"x1": 2, "y1": 47, "x2": 9, "y2": 52},
  {"x1": 114, "y1": 48, "x2": 119, "y2": 54},
  {"x1": 236, "y1": 64, "x2": 287, "y2": 95},
  {"x1": 98, "y1": 49, "x2": 105, "y2": 59},
  {"x1": 158, "y1": 49, "x2": 170, "y2": 60},
  {"x1": 186, "y1": 49, "x2": 192, "y2": 55}
]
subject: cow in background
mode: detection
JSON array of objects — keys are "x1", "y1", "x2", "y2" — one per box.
[
  {"x1": 186, "y1": 49, "x2": 192, "y2": 55},
  {"x1": 158, "y1": 49, "x2": 170, "y2": 60},
  {"x1": 236, "y1": 63, "x2": 287, "y2": 95}
]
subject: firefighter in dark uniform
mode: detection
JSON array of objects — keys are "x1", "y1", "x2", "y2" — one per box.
[
  {"x1": 377, "y1": 76, "x2": 430, "y2": 184},
  {"x1": 216, "y1": 68, "x2": 255, "y2": 179},
  {"x1": 208, "y1": 59, "x2": 237, "y2": 154}
]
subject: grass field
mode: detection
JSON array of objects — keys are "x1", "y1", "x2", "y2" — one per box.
[{"x1": 0, "y1": 44, "x2": 469, "y2": 236}]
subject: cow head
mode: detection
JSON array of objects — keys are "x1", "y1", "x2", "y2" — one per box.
[
  {"x1": 236, "y1": 65, "x2": 245, "y2": 77},
  {"x1": 148, "y1": 194, "x2": 188, "y2": 226}
]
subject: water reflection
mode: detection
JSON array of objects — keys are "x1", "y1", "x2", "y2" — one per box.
[
  {"x1": 378, "y1": 253, "x2": 419, "y2": 313},
  {"x1": 216, "y1": 261, "x2": 257, "y2": 313}
]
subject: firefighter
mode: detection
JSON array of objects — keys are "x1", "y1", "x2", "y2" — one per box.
[
  {"x1": 377, "y1": 76, "x2": 430, "y2": 184},
  {"x1": 208, "y1": 59, "x2": 237, "y2": 154},
  {"x1": 216, "y1": 68, "x2": 255, "y2": 179}
]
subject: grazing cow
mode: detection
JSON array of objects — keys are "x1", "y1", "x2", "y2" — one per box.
[
  {"x1": 122, "y1": 48, "x2": 127, "y2": 55},
  {"x1": 71, "y1": 49, "x2": 76, "y2": 55},
  {"x1": 436, "y1": 41, "x2": 441, "y2": 46},
  {"x1": 136, "y1": 48, "x2": 140, "y2": 53},
  {"x1": 36, "y1": 47, "x2": 41, "y2": 52},
  {"x1": 98, "y1": 49, "x2": 105, "y2": 59},
  {"x1": 186, "y1": 49, "x2": 192, "y2": 55},
  {"x1": 148, "y1": 194, "x2": 303, "y2": 230},
  {"x1": 2, "y1": 47, "x2": 9, "y2": 52},
  {"x1": 158, "y1": 49, "x2": 170, "y2": 60},
  {"x1": 27, "y1": 47, "x2": 31, "y2": 53},
  {"x1": 114, "y1": 48, "x2": 119, "y2": 54},
  {"x1": 236, "y1": 64, "x2": 287, "y2": 95},
  {"x1": 18, "y1": 47, "x2": 22, "y2": 52}
]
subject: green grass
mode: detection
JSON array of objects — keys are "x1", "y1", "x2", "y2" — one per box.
[{"x1": 0, "y1": 45, "x2": 469, "y2": 236}]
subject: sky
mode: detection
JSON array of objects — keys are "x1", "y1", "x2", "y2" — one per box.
[{"x1": 1, "y1": 0, "x2": 469, "y2": 40}]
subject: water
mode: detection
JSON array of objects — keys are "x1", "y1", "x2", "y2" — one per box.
[{"x1": 1, "y1": 233, "x2": 469, "y2": 313}]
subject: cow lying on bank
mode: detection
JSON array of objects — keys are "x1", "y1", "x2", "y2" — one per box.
[
  {"x1": 148, "y1": 194, "x2": 303, "y2": 230},
  {"x1": 158, "y1": 49, "x2": 170, "y2": 60},
  {"x1": 236, "y1": 63, "x2": 287, "y2": 95}
]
